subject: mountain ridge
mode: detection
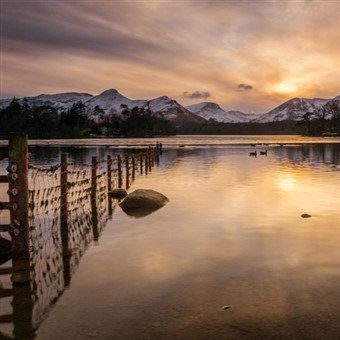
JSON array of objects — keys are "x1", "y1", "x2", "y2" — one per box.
[{"x1": 1, "y1": 89, "x2": 339, "y2": 124}]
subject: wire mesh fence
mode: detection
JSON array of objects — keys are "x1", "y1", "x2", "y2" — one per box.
[{"x1": 0, "y1": 138, "x2": 162, "y2": 338}]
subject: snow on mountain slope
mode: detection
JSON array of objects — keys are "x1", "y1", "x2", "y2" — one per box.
[
  {"x1": 86, "y1": 89, "x2": 147, "y2": 115},
  {"x1": 186, "y1": 102, "x2": 258, "y2": 122},
  {"x1": 1, "y1": 89, "x2": 339, "y2": 124},
  {"x1": 0, "y1": 92, "x2": 93, "y2": 110},
  {"x1": 256, "y1": 97, "x2": 329, "y2": 122},
  {"x1": 148, "y1": 96, "x2": 206, "y2": 125}
]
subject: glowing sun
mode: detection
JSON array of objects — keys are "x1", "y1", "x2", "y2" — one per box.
[{"x1": 275, "y1": 81, "x2": 298, "y2": 94}]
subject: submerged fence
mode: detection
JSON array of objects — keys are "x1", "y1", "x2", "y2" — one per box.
[
  {"x1": 0, "y1": 133, "x2": 163, "y2": 282},
  {"x1": 0, "y1": 133, "x2": 163, "y2": 339}
]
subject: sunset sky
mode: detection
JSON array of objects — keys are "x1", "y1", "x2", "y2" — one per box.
[{"x1": 1, "y1": 0, "x2": 340, "y2": 113}]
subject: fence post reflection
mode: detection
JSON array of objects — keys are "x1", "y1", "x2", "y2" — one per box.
[
  {"x1": 91, "y1": 156, "x2": 99, "y2": 241},
  {"x1": 107, "y1": 155, "x2": 113, "y2": 216},
  {"x1": 12, "y1": 282, "x2": 34, "y2": 340},
  {"x1": 117, "y1": 154, "x2": 122, "y2": 188},
  {"x1": 60, "y1": 153, "x2": 71, "y2": 257},
  {"x1": 125, "y1": 154, "x2": 129, "y2": 189}
]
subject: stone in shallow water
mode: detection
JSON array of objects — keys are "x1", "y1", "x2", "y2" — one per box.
[
  {"x1": 119, "y1": 189, "x2": 169, "y2": 218},
  {"x1": 301, "y1": 213, "x2": 312, "y2": 218},
  {"x1": 119, "y1": 189, "x2": 169, "y2": 209}
]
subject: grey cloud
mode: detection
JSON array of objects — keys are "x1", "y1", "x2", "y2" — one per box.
[
  {"x1": 1, "y1": 1, "x2": 180, "y2": 66},
  {"x1": 238, "y1": 84, "x2": 253, "y2": 91},
  {"x1": 182, "y1": 91, "x2": 211, "y2": 99}
]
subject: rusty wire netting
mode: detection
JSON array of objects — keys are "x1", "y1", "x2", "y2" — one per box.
[{"x1": 25, "y1": 147, "x2": 160, "y2": 328}]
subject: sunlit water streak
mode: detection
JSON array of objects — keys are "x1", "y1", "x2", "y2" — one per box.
[{"x1": 0, "y1": 136, "x2": 339, "y2": 339}]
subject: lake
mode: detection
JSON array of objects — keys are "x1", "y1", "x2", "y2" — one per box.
[{"x1": 0, "y1": 135, "x2": 340, "y2": 339}]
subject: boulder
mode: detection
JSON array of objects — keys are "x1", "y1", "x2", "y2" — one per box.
[
  {"x1": 119, "y1": 189, "x2": 169, "y2": 209},
  {"x1": 108, "y1": 188, "x2": 128, "y2": 199}
]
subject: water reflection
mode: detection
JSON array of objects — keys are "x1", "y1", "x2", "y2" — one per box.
[
  {"x1": 120, "y1": 206, "x2": 164, "y2": 218},
  {"x1": 0, "y1": 141, "x2": 340, "y2": 339}
]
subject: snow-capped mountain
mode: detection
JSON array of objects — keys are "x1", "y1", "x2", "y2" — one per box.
[
  {"x1": 0, "y1": 92, "x2": 93, "y2": 111},
  {"x1": 255, "y1": 97, "x2": 332, "y2": 123},
  {"x1": 147, "y1": 96, "x2": 206, "y2": 125},
  {"x1": 86, "y1": 89, "x2": 147, "y2": 115},
  {"x1": 0, "y1": 89, "x2": 206, "y2": 126},
  {"x1": 1, "y1": 89, "x2": 339, "y2": 124},
  {"x1": 186, "y1": 102, "x2": 258, "y2": 123}
]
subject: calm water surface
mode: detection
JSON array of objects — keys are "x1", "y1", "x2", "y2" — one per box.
[{"x1": 0, "y1": 136, "x2": 340, "y2": 339}]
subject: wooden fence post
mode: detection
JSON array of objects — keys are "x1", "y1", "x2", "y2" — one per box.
[
  {"x1": 145, "y1": 150, "x2": 148, "y2": 175},
  {"x1": 148, "y1": 147, "x2": 152, "y2": 172},
  {"x1": 107, "y1": 155, "x2": 113, "y2": 216},
  {"x1": 117, "y1": 154, "x2": 122, "y2": 188},
  {"x1": 107, "y1": 155, "x2": 112, "y2": 193},
  {"x1": 125, "y1": 154, "x2": 130, "y2": 189},
  {"x1": 150, "y1": 147, "x2": 155, "y2": 168},
  {"x1": 132, "y1": 155, "x2": 135, "y2": 181},
  {"x1": 12, "y1": 281, "x2": 34, "y2": 338},
  {"x1": 8, "y1": 133, "x2": 30, "y2": 283},
  {"x1": 91, "y1": 156, "x2": 99, "y2": 241},
  {"x1": 140, "y1": 153, "x2": 143, "y2": 174},
  {"x1": 155, "y1": 144, "x2": 160, "y2": 165},
  {"x1": 60, "y1": 153, "x2": 71, "y2": 256}
]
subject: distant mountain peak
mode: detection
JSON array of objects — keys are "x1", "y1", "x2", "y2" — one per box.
[
  {"x1": 98, "y1": 89, "x2": 120, "y2": 96},
  {"x1": 186, "y1": 101, "x2": 257, "y2": 123},
  {"x1": 256, "y1": 96, "x2": 331, "y2": 122},
  {"x1": 1, "y1": 89, "x2": 338, "y2": 125}
]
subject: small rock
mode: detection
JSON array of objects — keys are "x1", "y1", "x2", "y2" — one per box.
[
  {"x1": 222, "y1": 305, "x2": 233, "y2": 310},
  {"x1": 108, "y1": 188, "x2": 128, "y2": 199},
  {"x1": 301, "y1": 213, "x2": 312, "y2": 218}
]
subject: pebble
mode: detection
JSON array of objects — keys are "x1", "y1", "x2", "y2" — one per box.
[{"x1": 301, "y1": 213, "x2": 312, "y2": 218}]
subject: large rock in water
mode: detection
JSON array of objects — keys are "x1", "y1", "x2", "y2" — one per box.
[{"x1": 119, "y1": 189, "x2": 169, "y2": 217}]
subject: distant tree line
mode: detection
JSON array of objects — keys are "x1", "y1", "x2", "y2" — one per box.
[
  {"x1": 295, "y1": 99, "x2": 340, "y2": 136},
  {"x1": 1, "y1": 97, "x2": 339, "y2": 138},
  {"x1": 0, "y1": 99, "x2": 177, "y2": 138},
  {"x1": 178, "y1": 120, "x2": 304, "y2": 135}
]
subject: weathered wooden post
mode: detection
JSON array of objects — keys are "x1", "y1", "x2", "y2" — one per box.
[
  {"x1": 159, "y1": 142, "x2": 163, "y2": 155},
  {"x1": 60, "y1": 153, "x2": 71, "y2": 256},
  {"x1": 155, "y1": 144, "x2": 160, "y2": 165},
  {"x1": 117, "y1": 154, "x2": 122, "y2": 188},
  {"x1": 8, "y1": 133, "x2": 30, "y2": 283},
  {"x1": 12, "y1": 281, "x2": 34, "y2": 339},
  {"x1": 140, "y1": 153, "x2": 143, "y2": 175},
  {"x1": 144, "y1": 150, "x2": 148, "y2": 175},
  {"x1": 107, "y1": 155, "x2": 112, "y2": 193},
  {"x1": 107, "y1": 155, "x2": 113, "y2": 216},
  {"x1": 132, "y1": 155, "x2": 135, "y2": 181},
  {"x1": 148, "y1": 147, "x2": 152, "y2": 172},
  {"x1": 125, "y1": 154, "x2": 130, "y2": 189},
  {"x1": 150, "y1": 146, "x2": 155, "y2": 167},
  {"x1": 91, "y1": 156, "x2": 99, "y2": 241},
  {"x1": 62, "y1": 255, "x2": 71, "y2": 288}
]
